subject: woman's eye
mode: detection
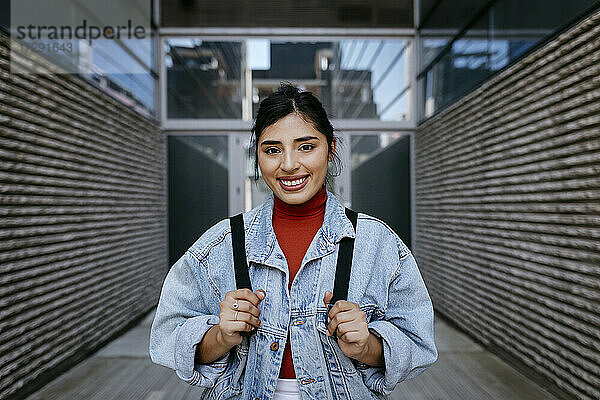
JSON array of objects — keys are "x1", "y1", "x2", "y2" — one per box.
[
  {"x1": 264, "y1": 147, "x2": 279, "y2": 154},
  {"x1": 300, "y1": 144, "x2": 315, "y2": 151}
]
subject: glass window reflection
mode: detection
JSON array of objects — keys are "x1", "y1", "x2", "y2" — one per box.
[
  {"x1": 166, "y1": 39, "x2": 243, "y2": 119},
  {"x1": 419, "y1": 0, "x2": 596, "y2": 120},
  {"x1": 249, "y1": 39, "x2": 411, "y2": 122}
]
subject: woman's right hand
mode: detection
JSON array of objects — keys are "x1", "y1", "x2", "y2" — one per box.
[{"x1": 217, "y1": 288, "x2": 265, "y2": 347}]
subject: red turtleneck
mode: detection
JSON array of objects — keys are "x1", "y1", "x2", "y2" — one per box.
[{"x1": 273, "y1": 184, "x2": 327, "y2": 379}]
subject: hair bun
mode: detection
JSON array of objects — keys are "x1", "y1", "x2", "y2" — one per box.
[{"x1": 278, "y1": 81, "x2": 300, "y2": 96}]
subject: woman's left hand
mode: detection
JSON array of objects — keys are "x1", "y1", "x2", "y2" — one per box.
[{"x1": 323, "y1": 290, "x2": 370, "y2": 360}]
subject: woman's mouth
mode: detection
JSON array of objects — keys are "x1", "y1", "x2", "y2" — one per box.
[{"x1": 278, "y1": 175, "x2": 309, "y2": 191}]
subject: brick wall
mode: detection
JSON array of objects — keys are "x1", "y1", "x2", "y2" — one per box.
[
  {"x1": 414, "y1": 9, "x2": 600, "y2": 400},
  {"x1": 0, "y1": 33, "x2": 167, "y2": 399}
]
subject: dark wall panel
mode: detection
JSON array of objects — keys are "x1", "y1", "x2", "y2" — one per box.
[
  {"x1": 168, "y1": 136, "x2": 228, "y2": 265},
  {"x1": 352, "y1": 136, "x2": 411, "y2": 248},
  {"x1": 161, "y1": 0, "x2": 413, "y2": 28},
  {"x1": 0, "y1": 33, "x2": 166, "y2": 399},
  {"x1": 414, "y1": 9, "x2": 600, "y2": 400}
]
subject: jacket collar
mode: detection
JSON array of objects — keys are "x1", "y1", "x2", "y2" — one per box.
[{"x1": 245, "y1": 189, "x2": 356, "y2": 271}]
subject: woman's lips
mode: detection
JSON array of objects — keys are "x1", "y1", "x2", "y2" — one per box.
[{"x1": 278, "y1": 176, "x2": 309, "y2": 191}]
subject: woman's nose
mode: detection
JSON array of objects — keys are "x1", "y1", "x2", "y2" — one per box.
[{"x1": 281, "y1": 152, "x2": 300, "y2": 171}]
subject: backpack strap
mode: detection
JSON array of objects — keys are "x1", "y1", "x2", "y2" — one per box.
[
  {"x1": 230, "y1": 213, "x2": 256, "y2": 337},
  {"x1": 232, "y1": 208, "x2": 358, "y2": 333},
  {"x1": 230, "y1": 213, "x2": 252, "y2": 291},
  {"x1": 328, "y1": 208, "x2": 358, "y2": 319}
]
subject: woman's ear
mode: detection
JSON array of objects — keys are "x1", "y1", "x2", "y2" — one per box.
[{"x1": 328, "y1": 138, "x2": 337, "y2": 162}]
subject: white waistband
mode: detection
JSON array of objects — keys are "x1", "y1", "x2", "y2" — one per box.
[{"x1": 273, "y1": 378, "x2": 301, "y2": 398}]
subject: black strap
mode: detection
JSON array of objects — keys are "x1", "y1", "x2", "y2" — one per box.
[
  {"x1": 231, "y1": 208, "x2": 358, "y2": 330},
  {"x1": 230, "y1": 213, "x2": 252, "y2": 291},
  {"x1": 331, "y1": 208, "x2": 358, "y2": 305},
  {"x1": 230, "y1": 213, "x2": 255, "y2": 337}
]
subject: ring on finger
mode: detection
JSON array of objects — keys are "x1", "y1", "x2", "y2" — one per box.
[{"x1": 232, "y1": 300, "x2": 239, "y2": 310}]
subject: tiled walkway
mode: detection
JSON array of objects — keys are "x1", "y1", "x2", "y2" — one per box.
[{"x1": 26, "y1": 310, "x2": 558, "y2": 400}]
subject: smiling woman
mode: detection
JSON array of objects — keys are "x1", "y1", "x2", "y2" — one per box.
[
  {"x1": 149, "y1": 82, "x2": 438, "y2": 400},
  {"x1": 256, "y1": 113, "x2": 336, "y2": 205},
  {"x1": 250, "y1": 83, "x2": 342, "y2": 204}
]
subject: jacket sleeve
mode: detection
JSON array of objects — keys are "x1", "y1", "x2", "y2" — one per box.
[
  {"x1": 354, "y1": 248, "x2": 438, "y2": 396},
  {"x1": 149, "y1": 251, "x2": 231, "y2": 388}
]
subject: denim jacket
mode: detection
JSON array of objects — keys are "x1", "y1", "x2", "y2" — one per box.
[{"x1": 149, "y1": 190, "x2": 437, "y2": 400}]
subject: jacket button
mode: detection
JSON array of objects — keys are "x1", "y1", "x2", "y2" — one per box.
[{"x1": 270, "y1": 341, "x2": 279, "y2": 351}]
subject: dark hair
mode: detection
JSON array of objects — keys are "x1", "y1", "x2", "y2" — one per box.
[{"x1": 249, "y1": 82, "x2": 342, "y2": 187}]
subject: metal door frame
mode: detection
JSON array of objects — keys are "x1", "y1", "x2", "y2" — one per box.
[{"x1": 160, "y1": 28, "x2": 419, "y2": 242}]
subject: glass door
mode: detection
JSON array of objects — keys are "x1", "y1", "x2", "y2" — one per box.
[
  {"x1": 167, "y1": 134, "x2": 229, "y2": 264},
  {"x1": 346, "y1": 132, "x2": 413, "y2": 248}
]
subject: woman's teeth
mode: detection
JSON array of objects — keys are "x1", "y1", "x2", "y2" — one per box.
[{"x1": 280, "y1": 176, "x2": 307, "y2": 186}]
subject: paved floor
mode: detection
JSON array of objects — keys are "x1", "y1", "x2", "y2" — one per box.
[{"x1": 26, "y1": 309, "x2": 558, "y2": 400}]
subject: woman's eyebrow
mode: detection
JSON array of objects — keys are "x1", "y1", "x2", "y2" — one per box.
[{"x1": 260, "y1": 136, "x2": 320, "y2": 146}]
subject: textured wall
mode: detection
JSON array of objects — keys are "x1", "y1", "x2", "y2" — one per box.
[
  {"x1": 0, "y1": 34, "x2": 167, "y2": 399},
  {"x1": 414, "y1": 9, "x2": 600, "y2": 400}
]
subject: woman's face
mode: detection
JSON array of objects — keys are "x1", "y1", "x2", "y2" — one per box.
[{"x1": 257, "y1": 113, "x2": 334, "y2": 205}]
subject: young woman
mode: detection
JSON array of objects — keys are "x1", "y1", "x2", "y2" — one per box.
[{"x1": 150, "y1": 83, "x2": 437, "y2": 400}]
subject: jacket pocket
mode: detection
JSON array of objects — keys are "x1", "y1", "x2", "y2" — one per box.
[
  {"x1": 204, "y1": 372, "x2": 239, "y2": 400},
  {"x1": 235, "y1": 335, "x2": 250, "y2": 361},
  {"x1": 206, "y1": 339, "x2": 248, "y2": 399},
  {"x1": 315, "y1": 310, "x2": 358, "y2": 376},
  {"x1": 229, "y1": 336, "x2": 249, "y2": 392}
]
